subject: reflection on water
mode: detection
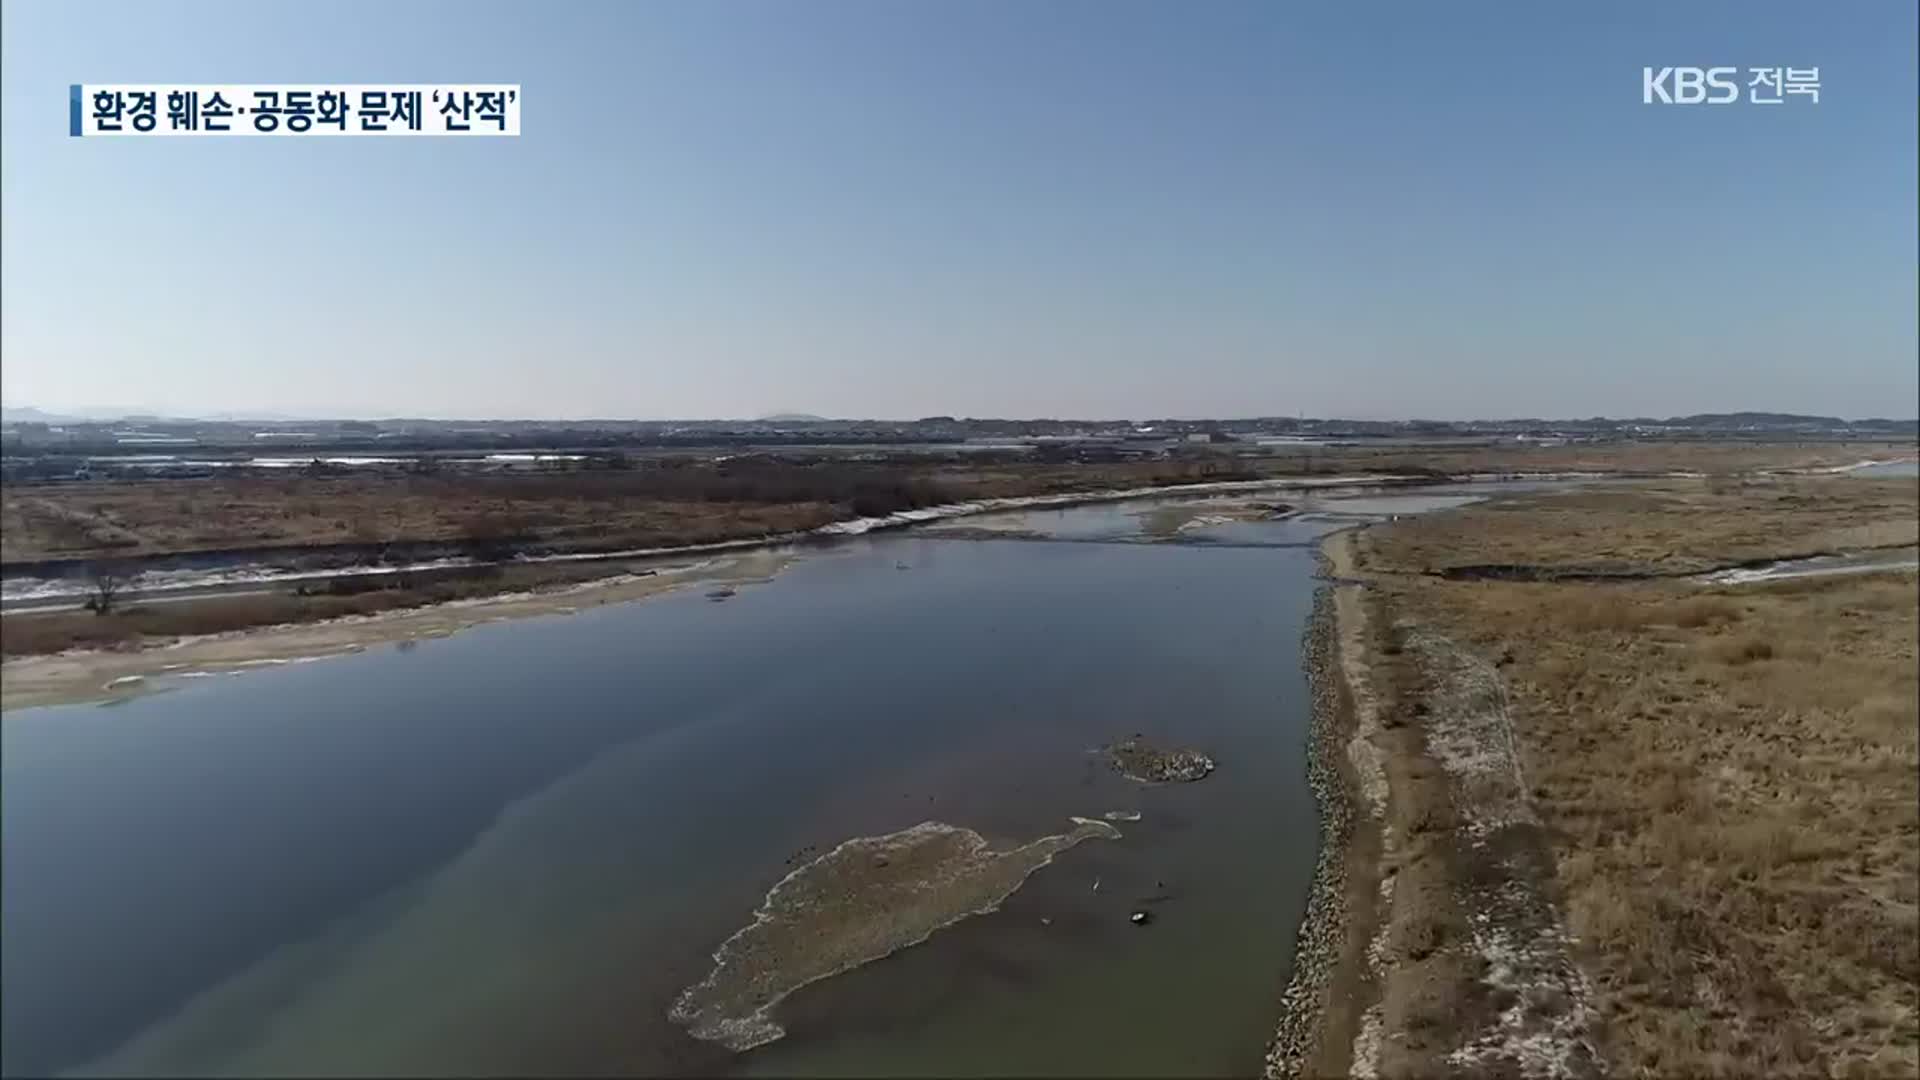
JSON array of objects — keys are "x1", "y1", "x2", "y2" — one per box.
[
  {"x1": 965, "y1": 502, "x2": 1157, "y2": 541},
  {"x1": 969, "y1": 495, "x2": 1329, "y2": 545},
  {"x1": 965, "y1": 487, "x2": 1505, "y2": 549},
  {"x1": 1301, "y1": 492, "x2": 1485, "y2": 517},
  {"x1": 4, "y1": 534, "x2": 1323, "y2": 1078}
]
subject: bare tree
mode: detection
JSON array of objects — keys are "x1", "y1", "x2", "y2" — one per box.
[{"x1": 84, "y1": 565, "x2": 136, "y2": 615}]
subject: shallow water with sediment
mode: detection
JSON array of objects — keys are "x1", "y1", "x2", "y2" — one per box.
[{"x1": 672, "y1": 817, "x2": 1123, "y2": 1051}]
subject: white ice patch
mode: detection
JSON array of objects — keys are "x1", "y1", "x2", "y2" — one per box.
[
  {"x1": 1405, "y1": 629, "x2": 1533, "y2": 835},
  {"x1": 1408, "y1": 630, "x2": 1597, "y2": 1077},
  {"x1": 1767, "y1": 457, "x2": 1909, "y2": 476},
  {"x1": 1699, "y1": 554, "x2": 1919, "y2": 585},
  {"x1": 1446, "y1": 904, "x2": 1598, "y2": 1079}
]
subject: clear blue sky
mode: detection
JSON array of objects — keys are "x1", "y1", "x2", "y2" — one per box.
[{"x1": 2, "y1": 1, "x2": 1914, "y2": 420}]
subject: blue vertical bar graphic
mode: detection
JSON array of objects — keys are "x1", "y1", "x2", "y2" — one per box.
[{"x1": 69, "y1": 84, "x2": 82, "y2": 136}]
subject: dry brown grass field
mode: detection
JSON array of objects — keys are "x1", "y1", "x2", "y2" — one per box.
[
  {"x1": 1367, "y1": 477, "x2": 1919, "y2": 576},
  {"x1": 1326, "y1": 439, "x2": 1911, "y2": 480},
  {"x1": 2, "y1": 440, "x2": 1905, "y2": 564},
  {"x1": 0, "y1": 558, "x2": 671, "y2": 657},
  {"x1": 0, "y1": 458, "x2": 1263, "y2": 563},
  {"x1": 1349, "y1": 475, "x2": 1918, "y2": 1076}
]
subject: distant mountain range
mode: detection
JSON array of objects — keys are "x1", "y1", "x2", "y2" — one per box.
[
  {"x1": 1, "y1": 406, "x2": 313, "y2": 424},
  {"x1": 1604, "y1": 412, "x2": 1913, "y2": 430},
  {"x1": 2, "y1": 405, "x2": 1914, "y2": 430},
  {"x1": 2, "y1": 406, "x2": 104, "y2": 424}
]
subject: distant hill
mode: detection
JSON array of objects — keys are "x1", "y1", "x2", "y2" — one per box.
[
  {"x1": 1659, "y1": 413, "x2": 1916, "y2": 433},
  {"x1": 3, "y1": 405, "x2": 1911, "y2": 433},
  {"x1": 1665, "y1": 412, "x2": 1844, "y2": 428},
  {"x1": 1, "y1": 406, "x2": 77, "y2": 424},
  {"x1": 2, "y1": 405, "x2": 323, "y2": 424},
  {"x1": 1, "y1": 405, "x2": 174, "y2": 424}
]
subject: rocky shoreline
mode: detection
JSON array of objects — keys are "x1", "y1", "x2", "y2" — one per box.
[
  {"x1": 1265, "y1": 557, "x2": 1358, "y2": 1077},
  {"x1": 1269, "y1": 521, "x2": 1610, "y2": 1078}
]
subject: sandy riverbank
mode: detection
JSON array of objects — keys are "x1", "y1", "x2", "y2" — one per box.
[
  {"x1": 2, "y1": 474, "x2": 1417, "y2": 708},
  {"x1": 1274, "y1": 523, "x2": 1607, "y2": 1079},
  {"x1": 0, "y1": 550, "x2": 792, "y2": 710},
  {"x1": 1277, "y1": 473, "x2": 1919, "y2": 1077}
]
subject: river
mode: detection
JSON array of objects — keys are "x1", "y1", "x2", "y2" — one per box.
[{"x1": 2, "y1": 490, "x2": 1461, "y2": 1077}]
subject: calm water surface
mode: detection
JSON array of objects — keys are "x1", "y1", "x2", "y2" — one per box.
[{"x1": 2, "y1": 502, "x2": 1417, "y2": 1077}]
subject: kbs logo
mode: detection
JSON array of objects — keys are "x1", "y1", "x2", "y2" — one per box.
[
  {"x1": 1642, "y1": 67, "x2": 1739, "y2": 104},
  {"x1": 1643, "y1": 66, "x2": 1821, "y2": 105}
]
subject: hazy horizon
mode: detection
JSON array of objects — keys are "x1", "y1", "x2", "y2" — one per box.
[
  {"x1": 4, "y1": 402, "x2": 1916, "y2": 426},
  {"x1": 4, "y1": 1, "x2": 1916, "y2": 420}
]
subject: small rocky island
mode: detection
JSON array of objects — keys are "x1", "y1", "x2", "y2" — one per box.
[{"x1": 1106, "y1": 737, "x2": 1216, "y2": 783}]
